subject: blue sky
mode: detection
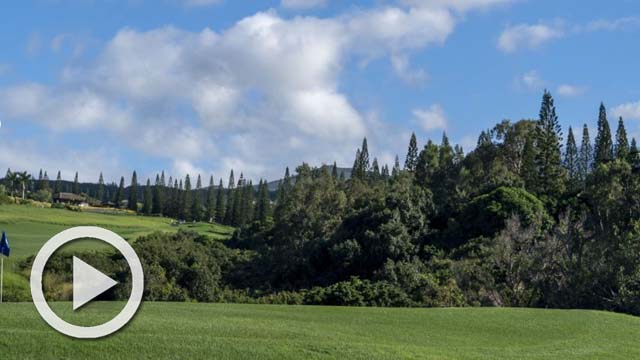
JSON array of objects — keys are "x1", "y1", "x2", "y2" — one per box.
[{"x1": 1, "y1": 0, "x2": 639, "y2": 184}]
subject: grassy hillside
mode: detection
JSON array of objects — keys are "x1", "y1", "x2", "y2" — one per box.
[
  {"x1": 0, "y1": 205, "x2": 234, "y2": 259},
  {"x1": 0, "y1": 303, "x2": 637, "y2": 359}
]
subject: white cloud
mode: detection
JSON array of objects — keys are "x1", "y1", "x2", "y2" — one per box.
[
  {"x1": 581, "y1": 17, "x2": 640, "y2": 32},
  {"x1": 498, "y1": 22, "x2": 564, "y2": 53},
  {"x1": 499, "y1": 17, "x2": 640, "y2": 54},
  {"x1": 612, "y1": 101, "x2": 640, "y2": 121},
  {"x1": 0, "y1": 84, "x2": 132, "y2": 131},
  {"x1": 516, "y1": 70, "x2": 545, "y2": 91},
  {"x1": 347, "y1": 6, "x2": 455, "y2": 54},
  {"x1": 281, "y1": 0, "x2": 327, "y2": 10},
  {"x1": 556, "y1": 84, "x2": 586, "y2": 97},
  {"x1": 0, "y1": 138, "x2": 122, "y2": 183},
  {"x1": 0, "y1": 2, "x2": 511, "y2": 181},
  {"x1": 413, "y1": 105, "x2": 447, "y2": 132},
  {"x1": 391, "y1": 54, "x2": 428, "y2": 85}
]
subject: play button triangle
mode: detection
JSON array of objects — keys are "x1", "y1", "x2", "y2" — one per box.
[{"x1": 73, "y1": 256, "x2": 118, "y2": 311}]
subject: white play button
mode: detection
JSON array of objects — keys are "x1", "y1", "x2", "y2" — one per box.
[{"x1": 73, "y1": 256, "x2": 118, "y2": 311}]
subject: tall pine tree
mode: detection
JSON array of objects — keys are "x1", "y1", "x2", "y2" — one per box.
[
  {"x1": 143, "y1": 179, "x2": 152, "y2": 215},
  {"x1": 114, "y1": 176, "x2": 125, "y2": 208},
  {"x1": 255, "y1": 179, "x2": 271, "y2": 225},
  {"x1": 183, "y1": 175, "x2": 192, "y2": 221},
  {"x1": 392, "y1": 155, "x2": 401, "y2": 177},
  {"x1": 128, "y1": 171, "x2": 138, "y2": 212},
  {"x1": 73, "y1": 172, "x2": 80, "y2": 194},
  {"x1": 564, "y1": 126, "x2": 579, "y2": 191},
  {"x1": 191, "y1": 174, "x2": 203, "y2": 221},
  {"x1": 206, "y1": 175, "x2": 216, "y2": 222},
  {"x1": 152, "y1": 174, "x2": 164, "y2": 215},
  {"x1": 615, "y1": 117, "x2": 629, "y2": 160},
  {"x1": 224, "y1": 170, "x2": 235, "y2": 225},
  {"x1": 54, "y1": 171, "x2": 62, "y2": 195},
  {"x1": 578, "y1": 124, "x2": 593, "y2": 184},
  {"x1": 352, "y1": 138, "x2": 370, "y2": 181},
  {"x1": 215, "y1": 178, "x2": 225, "y2": 223},
  {"x1": 594, "y1": 102, "x2": 613, "y2": 164},
  {"x1": 405, "y1": 132, "x2": 418, "y2": 172},
  {"x1": 534, "y1": 90, "x2": 565, "y2": 198},
  {"x1": 97, "y1": 173, "x2": 105, "y2": 203},
  {"x1": 371, "y1": 158, "x2": 381, "y2": 181}
]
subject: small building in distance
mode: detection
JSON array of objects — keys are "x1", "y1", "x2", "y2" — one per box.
[{"x1": 53, "y1": 192, "x2": 89, "y2": 207}]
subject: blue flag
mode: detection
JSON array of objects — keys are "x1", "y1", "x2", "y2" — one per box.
[{"x1": 0, "y1": 231, "x2": 9, "y2": 257}]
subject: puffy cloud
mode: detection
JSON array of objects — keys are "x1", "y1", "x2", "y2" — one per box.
[
  {"x1": 498, "y1": 22, "x2": 564, "y2": 53},
  {"x1": 347, "y1": 6, "x2": 455, "y2": 54},
  {"x1": 0, "y1": 84, "x2": 131, "y2": 131},
  {"x1": 612, "y1": 101, "x2": 640, "y2": 121},
  {"x1": 556, "y1": 84, "x2": 586, "y2": 97},
  {"x1": 499, "y1": 17, "x2": 640, "y2": 54},
  {"x1": 281, "y1": 0, "x2": 327, "y2": 10},
  {"x1": 391, "y1": 53, "x2": 428, "y2": 85},
  {"x1": 413, "y1": 105, "x2": 447, "y2": 132},
  {"x1": 0, "y1": 2, "x2": 510, "y2": 180},
  {"x1": 516, "y1": 70, "x2": 545, "y2": 91},
  {"x1": 0, "y1": 138, "x2": 123, "y2": 183}
]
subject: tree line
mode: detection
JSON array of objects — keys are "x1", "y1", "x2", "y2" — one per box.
[
  {"x1": 3, "y1": 168, "x2": 272, "y2": 228},
  {"x1": 224, "y1": 90, "x2": 640, "y2": 314},
  {"x1": 5, "y1": 90, "x2": 640, "y2": 314}
]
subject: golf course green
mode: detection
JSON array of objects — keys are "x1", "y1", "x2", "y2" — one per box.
[
  {"x1": 1, "y1": 205, "x2": 638, "y2": 359},
  {"x1": 0, "y1": 303, "x2": 638, "y2": 359},
  {"x1": 0, "y1": 204, "x2": 234, "y2": 259}
]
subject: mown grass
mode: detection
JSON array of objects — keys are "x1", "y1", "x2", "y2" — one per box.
[
  {"x1": 0, "y1": 204, "x2": 235, "y2": 259},
  {"x1": 0, "y1": 204, "x2": 235, "y2": 298},
  {"x1": 0, "y1": 303, "x2": 638, "y2": 359}
]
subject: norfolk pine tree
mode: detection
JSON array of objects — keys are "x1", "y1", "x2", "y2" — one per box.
[
  {"x1": 73, "y1": 172, "x2": 80, "y2": 194},
  {"x1": 564, "y1": 126, "x2": 579, "y2": 192},
  {"x1": 215, "y1": 178, "x2": 225, "y2": 223},
  {"x1": 594, "y1": 103, "x2": 613, "y2": 164},
  {"x1": 615, "y1": 117, "x2": 629, "y2": 160},
  {"x1": 97, "y1": 173, "x2": 105, "y2": 202},
  {"x1": 578, "y1": 124, "x2": 593, "y2": 184},
  {"x1": 206, "y1": 176, "x2": 216, "y2": 222},
  {"x1": 54, "y1": 171, "x2": 62, "y2": 194},
  {"x1": 191, "y1": 174, "x2": 203, "y2": 221},
  {"x1": 405, "y1": 132, "x2": 418, "y2": 172},
  {"x1": 143, "y1": 178, "x2": 153, "y2": 215},
  {"x1": 152, "y1": 174, "x2": 164, "y2": 215},
  {"x1": 534, "y1": 90, "x2": 565, "y2": 198},
  {"x1": 114, "y1": 176, "x2": 125, "y2": 208},
  {"x1": 128, "y1": 171, "x2": 138, "y2": 212}
]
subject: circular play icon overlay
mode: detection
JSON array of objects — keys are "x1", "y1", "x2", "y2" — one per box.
[{"x1": 30, "y1": 226, "x2": 144, "y2": 339}]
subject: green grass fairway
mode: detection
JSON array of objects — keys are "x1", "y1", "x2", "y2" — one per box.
[
  {"x1": 0, "y1": 205, "x2": 234, "y2": 259},
  {"x1": 0, "y1": 303, "x2": 638, "y2": 359}
]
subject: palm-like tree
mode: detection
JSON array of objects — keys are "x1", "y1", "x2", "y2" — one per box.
[
  {"x1": 16, "y1": 171, "x2": 31, "y2": 200},
  {"x1": 5, "y1": 170, "x2": 19, "y2": 197}
]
